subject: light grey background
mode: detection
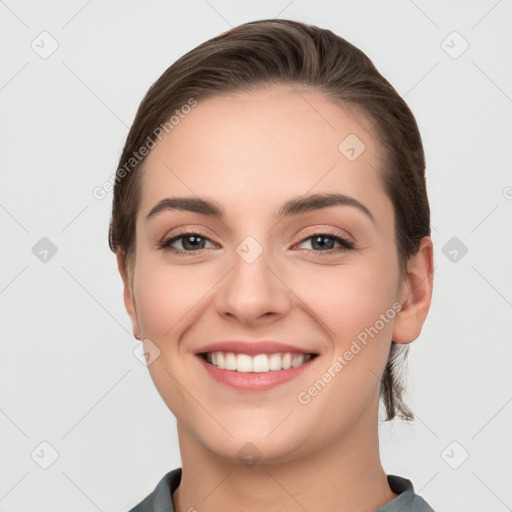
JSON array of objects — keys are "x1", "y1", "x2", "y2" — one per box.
[{"x1": 1, "y1": 1, "x2": 511, "y2": 511}]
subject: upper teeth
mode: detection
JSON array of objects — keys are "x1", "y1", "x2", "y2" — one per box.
[{"x1": 205, "y1": 352, "x2": 312, "y2": 372}]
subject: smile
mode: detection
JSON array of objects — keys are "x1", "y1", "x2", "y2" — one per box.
[
  {"x1": 197, "y1": 351, "x2": 319, "y2": 391},
  {"x1": 201, "y1": 351, "x2": 316, "y2": 372}
]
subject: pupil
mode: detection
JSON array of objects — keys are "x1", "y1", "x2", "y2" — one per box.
[
  {"x1": 183, "y1": 235, "x2": 204, "y2": 250},
  {"x1": 312, "y1": 235, "x2": 334, "y2": 250}
]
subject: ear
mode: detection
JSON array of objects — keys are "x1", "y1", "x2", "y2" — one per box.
[
  {"x1": 116, "y1": 249, "x2": 141, "y2": 340},
  {"x1": 392, "y1": 236, "x2": 434, "y2": 344}
]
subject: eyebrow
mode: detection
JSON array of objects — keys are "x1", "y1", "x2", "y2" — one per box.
[{"x1": 145, "y1": 193, "x2": 375, "y2": 225}]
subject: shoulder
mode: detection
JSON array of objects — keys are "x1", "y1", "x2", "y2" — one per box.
[
  {"x1": 126, "y1": 467, "x2": 182, "y2": 512},
  {"x1": 374, "y1": 475, "x2": 436, "y2": 512},
  {"x1": 125, "y1": 470, "x2": 436, "y2": 512}
]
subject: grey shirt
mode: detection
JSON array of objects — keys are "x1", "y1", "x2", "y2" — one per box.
[{"x1": 127, "y1": 468, "x2": 435, "y2": 511}]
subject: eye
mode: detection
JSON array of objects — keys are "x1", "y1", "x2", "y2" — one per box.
[
  {"x1": 158, "y1": 231, "x2": 217, "y2": 255},
  {"x1": 158, "y1": 230, "x2": 354, "y2": 257},
  {"x1": 295, "y1": 232, "x2": 354, "y2": 254}
]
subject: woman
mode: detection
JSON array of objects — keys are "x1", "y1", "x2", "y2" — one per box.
[{"x1": 110, "y1": 19, "x2": 435, "y2": 512}]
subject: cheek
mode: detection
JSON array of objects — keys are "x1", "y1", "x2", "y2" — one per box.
[
  {"x1": 292, "y1": 263, "x2": 398, "y2": 421},
  {"x1": 132, "y1": 252, "x2": 218, "y2": 341},
  {"x1": 132, "y1": 255, "x2": 212, "y2": 412},
  {"x1": 297, "y1": 260, "x2": 398, "y2": 343}
]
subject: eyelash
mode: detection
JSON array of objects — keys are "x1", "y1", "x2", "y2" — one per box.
[{"x1": 157, "y1": 230, "x2": 355, "y2": 257}]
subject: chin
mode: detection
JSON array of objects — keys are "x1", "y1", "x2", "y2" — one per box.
[{"x1": 193, "y1": 421, "x2": 313, "y2": 467}]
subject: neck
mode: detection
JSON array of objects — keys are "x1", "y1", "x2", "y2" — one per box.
[{"x1": 172, "y1": 404, "x2": 397, "y2": 512}]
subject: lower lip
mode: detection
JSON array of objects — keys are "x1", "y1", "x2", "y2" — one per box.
[{"x1": 196, "y1": 355, "x2": 316, "y2": 391}]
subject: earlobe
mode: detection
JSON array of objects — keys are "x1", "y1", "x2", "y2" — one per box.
[
  {"x1": 116, "y1": 249, "x2": 141, "y2": 340},
  {"x1": 392, "y1": 236, "x2": 434, "y2": 345}
]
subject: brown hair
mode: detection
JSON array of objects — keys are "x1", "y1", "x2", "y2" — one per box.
[{"x1": 109, "y1": 19, "x2": 430, "y2": 421}]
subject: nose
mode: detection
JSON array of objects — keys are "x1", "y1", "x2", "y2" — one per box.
[{"x1": 215, "y1": 240, "x2": 293, "y2": 327}]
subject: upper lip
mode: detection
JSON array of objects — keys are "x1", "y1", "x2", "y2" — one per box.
[{"x1": 194, "y1": 340, "x2": 318, "y2": 356}]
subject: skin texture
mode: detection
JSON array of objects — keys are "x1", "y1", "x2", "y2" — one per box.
[{"x1": 117, "y1": 84, "x2": 434, "y2": 512}]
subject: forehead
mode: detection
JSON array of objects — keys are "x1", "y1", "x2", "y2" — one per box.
[{"x1": 139, "y1": 84, "x2": 391, "y2": 222}]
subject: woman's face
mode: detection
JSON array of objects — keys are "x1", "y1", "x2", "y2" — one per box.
[{"x1": 121, "y1": 84, "x2": 415, "y2": 463}]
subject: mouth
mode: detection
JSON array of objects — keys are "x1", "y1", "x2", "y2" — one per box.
[
  {"x1": 199, "y1": 351, "x2": 318, "y2": 372},
  {"x1": 196, "y1": 350, "x2": 320, "y2": 391}
]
